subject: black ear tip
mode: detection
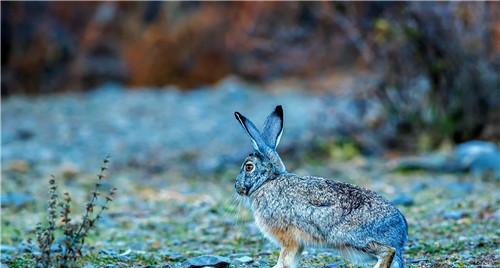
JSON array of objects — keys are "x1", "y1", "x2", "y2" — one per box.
[
  {"x1": 234, "y1": 112, "x2": 244, "y2": 121},
  {"x1": 275, "y1": 105, "x2": 283, "y2": 115}
]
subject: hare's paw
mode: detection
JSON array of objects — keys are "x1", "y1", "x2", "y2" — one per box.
[
  {"x1": 272, "y1": 263, "x2": 295, "y2": 268},
  {"x1": 367, "y1": 243, "x2": 396, "y2": 268}
]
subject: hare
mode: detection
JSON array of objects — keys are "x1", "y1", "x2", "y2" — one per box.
[{"x1": 234, "y1": 105, "x2": 408, "y2": 268}]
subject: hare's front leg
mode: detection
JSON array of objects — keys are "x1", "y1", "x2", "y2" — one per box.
[
  {"x1": 365, "y1": 242, "x2": 395, "y2": 268},
  {"x1": 273, "y1": 243, "x2": 303, "y2": 268}
]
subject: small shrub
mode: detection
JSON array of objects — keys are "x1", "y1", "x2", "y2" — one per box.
[
  {"x1": 28, "y1": 157, "x2": 116, "y2": 268},
  {"x1": 375, "y1": 2, "x2": 500, "y2": 149}
]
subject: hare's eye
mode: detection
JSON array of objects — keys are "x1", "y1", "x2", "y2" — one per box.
[{"x1": 244, "y1": 162, "x2": 255, "y2": 173}]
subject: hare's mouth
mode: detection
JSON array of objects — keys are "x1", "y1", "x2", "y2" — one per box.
[
  {"x1": 236, "y1": 179, "x2": 268, "y2": 197},
  {"x1": 236, "y1": 186, "x2": 249, "y2": 196},
  {"x1": 235, "y1": 182, "x2": 250, "y2": 196}
]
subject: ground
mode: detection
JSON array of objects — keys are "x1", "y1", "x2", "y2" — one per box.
[{"x1": 2, "y1": 152, "x2": 499, "y2": 267}]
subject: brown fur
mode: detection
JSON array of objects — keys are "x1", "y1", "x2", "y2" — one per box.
[{"x1": 234, "y1": 106, "x2": 407, "y2": 268}]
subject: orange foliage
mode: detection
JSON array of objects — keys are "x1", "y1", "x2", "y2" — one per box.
[{"x1": 2, "y1": 2, "x2": 499, "y2": 94}]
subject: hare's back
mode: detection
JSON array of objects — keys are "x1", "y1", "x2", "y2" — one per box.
[
  {"x1": 282, "y1": 175, "x2": 390, "y2": 210},
  {"x1": 274, "y1": 175, "x2": 399, "y2": 225},
  {"x1": 280, "y1": 174, "x2": 407, "y2": 249}
]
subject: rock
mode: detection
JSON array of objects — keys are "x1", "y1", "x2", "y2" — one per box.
[
  {"x1": 0, "y1": 192, "x2": 34, "y2": 208},
  {"x1": 389, "y1": 153, "x2": 459, "y2": 172},
  {"x1": 447, "y1": 182, "x2": 474, "y2": 196},
  {"x1": 406, "y1": 258, "x2": 429, "y2": 264},
  {"x1": 0, "y1": 255, "x2": 13, "y2": 268},
  {"x1": 234, "y1": 256, "x2": 253, "y2": 264},
  {"x1": 254, "y1": 260, "x2": 269, "y2": 267},
  {"x1": 389, "y1": 141, "x2": 500, "y2": 178},
  {"x1": 494, "y1": 209, "x2": 500, "y2": 220},
  {"x1": 8, "y1": 160, "x2": 30, "y2": 173},
  {"x1": 411, "y1": 182, "x2": 428, "y2": 192},
  {"x1": 58, "y1": 162, "x2": 80, "y2": 179},
  {"x1": 391, "y1": 194, "x2": 414, "y2": 206},
  {"x1": 50, "y1": 244, "x2": 62, "y2": 253},
  {"x1": 0, "y1": 245, "x2": 13, "y2": 262},
  {"x1": 0, "y1": 244, "x2": 17, "y2": 254},
  {"x1": 442, "y1": 210, "x2": 468, "y2": 220},
  {"x1": 118, "y1": 248, "x2": 132, "y2": 256},
  {"x1": 184, "y1": 255, "x2": 230, "y2": 268},
  {"x1": 15, "y1": 129, "x2": 35, "y2": 141},
  {"x1": 159, "y1": 249, "x2": 184, "y2": 261},
  {"x1": 324, "y1": 262, "x2": 343, "y2": 268},
  {"x1": 18, "y1": 242, "x2": 37, "y2": 254},
  {"x1": 454, "y1": 141, "x2": 500, "y2": 178}
]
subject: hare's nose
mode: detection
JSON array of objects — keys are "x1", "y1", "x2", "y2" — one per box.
[{"x1": 235, "y1": 183, "x2": 248, "y2": 196}]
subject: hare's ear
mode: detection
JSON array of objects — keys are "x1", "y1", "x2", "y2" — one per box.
[
  {"x1": 235, "y1": 111, "x2": 266, "y2": 152},
  {"x1": 262, "y1": 105, "x2": 284, "y2": 150}
]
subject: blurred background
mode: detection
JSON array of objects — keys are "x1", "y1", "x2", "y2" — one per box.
[
  {"x1": 3, "y1": 2, "x2": 500, "y2": 164},
  {"x1": 1, "y1": 2, "x2": 500, "y2": 267}
]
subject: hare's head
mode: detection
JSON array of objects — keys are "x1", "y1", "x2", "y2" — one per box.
[{"x1": 234, "y1": 105, "x2": 286, "y2": 196}]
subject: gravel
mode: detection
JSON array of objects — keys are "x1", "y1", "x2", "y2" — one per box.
[{"x1": 2, "y1": 78, "x2": 388, "y2": 174}]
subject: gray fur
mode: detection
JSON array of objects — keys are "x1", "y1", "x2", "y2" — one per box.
[
  {"x1": 261, "y1": 105, "x2": 284, "y2": 150},
  {"x1": 234, "y1": 106, "x2": 408, "y2": 268},
  {"x1": 235, "y1": 106, "x2": 286, "y2": 174}
]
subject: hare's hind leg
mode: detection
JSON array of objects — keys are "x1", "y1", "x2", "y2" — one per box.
[{"x1": 364, "y1": 242, "x2": 396, "y2": 268}]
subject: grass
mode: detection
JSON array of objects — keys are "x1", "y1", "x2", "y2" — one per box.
[{"x1": 1, "y1": 155, "x2": 499, "y2": 267}]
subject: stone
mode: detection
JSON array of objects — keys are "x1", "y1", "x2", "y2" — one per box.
[
  {"x1": 389, "y1": 153, "x2": 459, "y2": 172},
  {"x1": 235, "y1": 256, "x2": 253, "y2": 264},
  {"x1": 159, "y1": 249, "x2": 184, "y2": 261},
  {"x1": 324, "y1": 262, "x2": 343, "y2": 268},
  {"x1": 454, "y1": 141, "x2": 500, "y2": 178},
  {"x1": 58, "y1": 162, "x2": 80, "y2": 179},
  {"x1": 0, "y1": 244, "x2": 17, "y2": 254},
  {"x1": 1, "y1": 192, "x2": 34, "y2": 208},
  {"x1": 391, "y1": 194, "x2": 415, "y2": 206},
  {"x1": 8, "y1": 160, "x2": 30, "y2": 173},
  {"x1": 443, "y1": 210, "x2": 468, "y2": 220},
  {"x1": 185, "y1": 255, "x2": 230, "y2": 268}
]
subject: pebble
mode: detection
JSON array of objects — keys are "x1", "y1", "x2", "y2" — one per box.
[
  {"x1": 443, "y1": 210, "x2": 468, "y2": 220},
  {"x1": 391, "y1": 194, "x2": 415, "y2": 206},
  {"x1": 235, "y1": 256, "x2": 253, "y2": 264},
  {"x1": 185, "y1": 255, "x2": 230, "y2": 268},
  {"x1": 324, "y1": 262, "x2": 343, "y2": 268},
  {"x1": 389, "y1": 153, "x2": 455, "y2": 172},
  {"x1": 8, "y1": 160, "x2": 30, "y2": 173},
  {"x1": 159, "y1": 249, "x2": 184, "y2": 261},
  {"x1": 447, "y1": 182, "x2": 474, "y2": 196},
  {"x1": 0, "y1": 245, "x2": 17, "y2": 253},
  {"x1": 0, "y1": 246, "x2": 14, "y2": 264},
  {"x1": 0, "y1": 192, "x2": 34, "y2": 208},
  {"x1": 455, "y1": 140, "x2": 500, "y2": 178},
  {"x1": 389, "y1": 141, "x2": 500, "y2": 179}
]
